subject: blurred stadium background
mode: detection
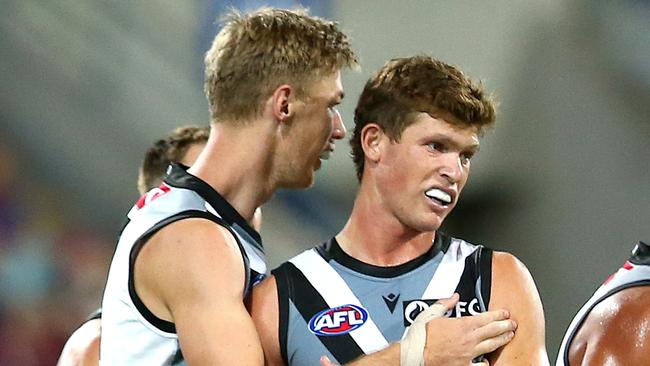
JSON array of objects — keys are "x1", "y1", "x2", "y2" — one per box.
[{"x1": 0, "y1": 0, "x2": 648, "y2": 363}]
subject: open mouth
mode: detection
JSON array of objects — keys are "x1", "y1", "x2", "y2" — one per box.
[{"x1": 425, "y1": 188, "x2": 452, "y2": 206}]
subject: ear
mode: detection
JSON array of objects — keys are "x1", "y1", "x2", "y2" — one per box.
[
  {"x1": 360, "y1": 123, "x2": 385, "y2": 164},
  {"x1": 270, "y1": 84, "x2": 294, "y2": 123}
]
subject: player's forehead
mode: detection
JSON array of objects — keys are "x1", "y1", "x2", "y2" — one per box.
[
  {"x1": 306, "y1": 71, "x2": 344, "y2": 102},
  {"x1": 405, "y1": 112, "x2": 479, "y2": 147}
]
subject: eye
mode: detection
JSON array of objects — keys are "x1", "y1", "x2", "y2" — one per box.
[
  {"x1": 427, "y1": 142, "x2": 445, "y2": 153},
  {"x1": 460, "y1": 151, "x2": 475, "y2": 166}
]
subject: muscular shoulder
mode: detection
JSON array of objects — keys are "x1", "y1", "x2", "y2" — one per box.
[
  {"x1": 135, "y1": 218, "x2": 247, "y2": 318},
  {"x1": 491, "y1": 251, "x2": 539, "y2": 299},
  {"x1": 149, "y1": 217, "x2": 238, "y2": 252},
  {"x1": 570, "y1": 286, "x2": 650, "y2": 365},
  {"x1": 140, "y1": 218, "x2": 243, "y2": 274},
  {"x1": 490, "y1": 251, "x2": 544, "y2": 326},
  {"x1": 492, "y1": 251, "x2": 526, "y2": 273}
]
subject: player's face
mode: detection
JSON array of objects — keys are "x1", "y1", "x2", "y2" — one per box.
[
  {"x1": 281, "y1": 71, "x2": 346, "y2": 188},
  {"x1": 375, "y1": 112, "x2": 479, "y2": 232}
]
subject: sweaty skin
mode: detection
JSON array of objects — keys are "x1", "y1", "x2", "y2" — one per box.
[{"x1": 569, "y1": 286, "x2": 650, "y2": 365}]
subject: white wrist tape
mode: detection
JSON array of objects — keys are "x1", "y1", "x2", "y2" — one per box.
[{"x1": 400, "y1": 302, "x2": 447, "y2": 366}]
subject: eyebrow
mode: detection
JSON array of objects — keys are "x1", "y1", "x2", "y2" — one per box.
[{"x1": 427, "y1": 135, "x2": 480, "y2": 152}]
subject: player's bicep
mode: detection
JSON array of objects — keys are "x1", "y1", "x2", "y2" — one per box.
[
  {"x1": 488, "y1": 251, "x2": 549, "y2": 365},
  {"x1": 175, "y1": 297, "x2": 263, "y2": 366},
  {"x1": 251, "y1": 276, "x2": 285, "y2": 366},
  {"x1": 140, "y1": 219, "x2": 263, "y2": 365}
]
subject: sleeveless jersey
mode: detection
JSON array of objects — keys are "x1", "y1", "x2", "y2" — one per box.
[
  {"x1": 100, "y1": 163, "x2": 266, "y2": 365},
  {"x1": 272, "y1": 232, "x2": 492, "y2": 365},
  {"x1": 556, "y1": 241, "x2": 650, "y2": 366}
]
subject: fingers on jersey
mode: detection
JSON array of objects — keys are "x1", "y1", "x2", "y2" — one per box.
[
  {"x1": 430, "y1": 293, "x2": 460, "y2": 310},
  {"x1": 420, "y1": 310, "x2": 515, "y2": 364}
]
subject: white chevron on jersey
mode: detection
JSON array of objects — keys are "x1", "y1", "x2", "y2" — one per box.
[
  {"x1": 277, "y1": 233, "x2": 492, "y2": 366},
  {"x1": 399, "y1": 238, "x2": 479, "y2": 339},
  {"x1": 422, "y1": 238, "x2": 478, "y2": 299},
  {"x1": 290, "y1": 249, "x2": 390, "y2": 354}
]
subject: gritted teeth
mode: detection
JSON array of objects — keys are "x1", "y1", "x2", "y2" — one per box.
[{"x1": 425, "y1": 188, "x2": 452, "y2": 205}]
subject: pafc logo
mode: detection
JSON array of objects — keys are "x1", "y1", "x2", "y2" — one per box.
[
  {"x1": 308, "y1": 304, "x2": 369, "y2": 336},
  {"x1": 403, "y1": 298, "x2": 483, "y2": 326}
]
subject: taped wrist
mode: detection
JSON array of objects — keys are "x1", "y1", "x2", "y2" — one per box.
[{"x1": 400, "y1": 302, "x2": 447, "y2": 366}]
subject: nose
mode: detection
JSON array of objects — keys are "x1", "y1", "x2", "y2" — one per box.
[
  {"x1": 439, "y1": 152, "x2": 463, "y2": 184},
  {"x1": 331, "y1": 109, "x2": 346, "y2": 140}
]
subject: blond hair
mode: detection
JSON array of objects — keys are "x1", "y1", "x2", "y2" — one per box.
[{"x1": 204, "y1": 7, "x2": 358, "y2": 123}]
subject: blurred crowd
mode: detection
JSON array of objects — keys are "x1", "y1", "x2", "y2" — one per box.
[{"x1": 0, "y1": 142, "x2": 113, "y2": 365}]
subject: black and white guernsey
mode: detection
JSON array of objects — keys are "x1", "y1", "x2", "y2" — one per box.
[
  {"x1": 100, "y1": 164, "x2": 266, "y2": 365},
  {"x1": 272, "y1": 232, "x2": 491, "y2": 365}
]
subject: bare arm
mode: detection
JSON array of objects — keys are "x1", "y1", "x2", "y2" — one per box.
[
  {"x1": 250, "y1": 276, "x2": 285, "y2": 366},
  {"x1": 57, "y1": 318, "x2": 101, "y2": 366},
  {"x1": 135, "y1": 218, "x2": 263, "y2": 365},
  {"x1": 488, "y1": 251, "x2": 548, "y2": 365},
  {"x1": 569, "y1": 286, "x2": 650, "y2": 365}
]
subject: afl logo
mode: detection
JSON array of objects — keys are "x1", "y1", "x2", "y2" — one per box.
[{"x1": 308, "y1": 304, "x2": 368, "y2": 336}]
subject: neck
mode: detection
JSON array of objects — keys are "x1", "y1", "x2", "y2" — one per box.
[
  {"x1": 336, "y1": 180, "x2": 435, "y2": 267},
  {"x1": 188, "y1": 120, "x2": 276, "y2": 222}
]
